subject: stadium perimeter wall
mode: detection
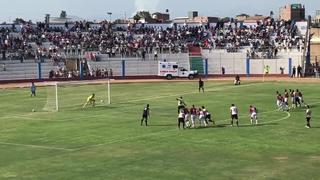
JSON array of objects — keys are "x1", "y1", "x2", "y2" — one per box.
[{"x1": 0, "y1": 51, "x2": 304, "y2": 83}]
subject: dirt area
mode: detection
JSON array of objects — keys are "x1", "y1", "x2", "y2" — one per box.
[{"x1": 0, "y1": 77, "x2": 319, "y2": 89}]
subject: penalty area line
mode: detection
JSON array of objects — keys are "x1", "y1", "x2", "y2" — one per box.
[
  {"x1": 73, "y1": 128, "x2": 178, "y2": 151},
  {"x1": 0, "y1": 141, "x2": 74, "y2": 152}
]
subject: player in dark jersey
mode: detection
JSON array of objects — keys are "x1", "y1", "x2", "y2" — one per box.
[
  {"x1": 199, "y1": 78, "x2": 204, "y2": 93},
  {"x1": 234, "y1": 75, "x2": 240, "y2": 85},
  {"x1": 202, "y1": 106, "x2": 215, "y2": 126},
  {"x1": 30, "y1": 82, "x2": 36, "y2": 97},
  {"x1": 297, "y1": 90, "x2": 307, "y2": 107},
  {"x1": 141, "y1": 104, "x2": 150, "y2": 126},
  {"x1": 294, "y1": 89, "x2": 301, "y2": 107}
]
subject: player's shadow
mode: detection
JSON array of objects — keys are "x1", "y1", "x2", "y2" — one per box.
[
  {"x1": 148, "y1": 124, "x2": 176, "y2": 127},
  {"x1": 192, "y1": 124, "x2": 229, "y2": 129},
  {"x1": 239, "y1": 123, "x2": 278, "y2": 127},
  {"x1": 192, "y1": 123, "x2": 279, "y2": 129}
]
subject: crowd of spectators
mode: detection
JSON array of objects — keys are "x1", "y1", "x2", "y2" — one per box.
[
  {"x1": 212, "y1": 18, "x2": 305, "y2": 59},
  {"x1": 0, "y1": 18, "x2": 305, "y2": 63},
  {"x1": 48, "y1": 60, "x2": 113, "y2": 79}
]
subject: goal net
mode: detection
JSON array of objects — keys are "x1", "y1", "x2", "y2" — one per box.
[{"x1": 43, "y1": 80, "x2": 111, "y2": 112}]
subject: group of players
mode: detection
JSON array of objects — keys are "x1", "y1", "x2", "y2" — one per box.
[
  {"x1": 140, "y1": 97, "x2": 215, "y2": 128},
  {"x1": 176, "y1": 97, "x2": 215, "y2": 129},
  {"x1": 176, "y1": 96, "x2": 260, "y2": 129},
  {"x1": 276, "y1": 89, "x2": 312, "y2": 128},
  {"x1": 140, "y1": 88, "x2": 312, "y2": 130},
  {"x1": 140, "y1": 96, "x2": 260, "y2": 129},
  {"x1": 276, "y1": 89, "x2": 306, "y2": 111}
]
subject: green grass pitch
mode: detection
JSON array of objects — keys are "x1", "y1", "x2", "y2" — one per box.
[{"x1": 0, "y1": 81, "x2": 319, "y2": 179}]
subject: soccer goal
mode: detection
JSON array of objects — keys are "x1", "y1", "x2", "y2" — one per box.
[{"x1": 43, "y1": 79, "x2": 112, "y2": 112}]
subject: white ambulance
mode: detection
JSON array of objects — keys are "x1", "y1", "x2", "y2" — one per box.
[{"x1": 158, "y1": 61, "x2": 198, "y2": 80}]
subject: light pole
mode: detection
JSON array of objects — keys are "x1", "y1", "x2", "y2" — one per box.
[{"x1": 107, "y1": 12, "x2": 112, "y2": 22}]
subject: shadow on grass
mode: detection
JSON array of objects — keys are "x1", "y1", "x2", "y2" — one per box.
[
  {"x1": 189, "y1": 123, "x2": 279, "y2": 129},
  {"x1": 148, "y1": 124, "x2": 176, "y2": 127},
  {"x1": 239, "y1": 123, "x2": 279, "y2": 127},
  {"x1": 65, "y1": 105, "x2": 121, "y2": 112}
]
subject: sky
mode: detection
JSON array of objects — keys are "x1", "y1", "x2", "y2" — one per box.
[{"x1": 0, "y1": 0, "x2": 319, "y2": 23}]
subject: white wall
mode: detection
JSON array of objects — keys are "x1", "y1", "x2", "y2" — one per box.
[{"x1": 203, "y1": 49, "x2": 303, "y2": 75}]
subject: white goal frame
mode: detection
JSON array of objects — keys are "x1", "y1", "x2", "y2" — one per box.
[{"x1": 46, "y1": 79, "x2": 112, "y2": 112}]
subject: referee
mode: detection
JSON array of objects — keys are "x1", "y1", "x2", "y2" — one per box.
[
  {"x1": 199, "y1": 78, "x2": 204, "y2": 93},
  {"x1": 141, "y1": 104, "x2": 150, "y2": 126}
]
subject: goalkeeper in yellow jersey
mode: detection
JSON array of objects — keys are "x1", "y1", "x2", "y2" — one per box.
[{"x1": 83, "y1": 93, "x2": 96, "y2": 108}]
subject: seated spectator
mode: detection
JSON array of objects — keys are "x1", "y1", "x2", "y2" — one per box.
[
  {"x1": 49, "y1": 70, "x2": 54, "y2": 79},
  {"x1": 234, "y1": 75, "x2": 241, "y2": 85}
]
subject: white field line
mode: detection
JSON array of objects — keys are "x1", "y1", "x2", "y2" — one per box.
[
  {"x1": 239, "y1": 111, "x2": 291, "y2": 126},
  {"x1": 0, "y1": 141, "x2": 74, "y2": 151},
  {"x1": 73, "y1": 129, "x2": 178, "y2": 151}
]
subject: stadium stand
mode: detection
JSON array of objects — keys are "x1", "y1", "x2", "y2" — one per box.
[{"x1": 0, "y1": 18, "x2": 307, "y2": 80}]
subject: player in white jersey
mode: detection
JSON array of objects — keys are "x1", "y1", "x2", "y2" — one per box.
[
  {"x1": 230, "y1": 104, "x2": 239, "y2": 127},
  {"x1": 183, "y1": 108, "x2": 191, "y2": 128},
  {"x1": 305, "y1": 105, "x2": 312, "y2": 128},
  {"x1": 177, "y1": 110, "x2": 186, "y2": 129},
  {"x1": 249, "y1": 105, "x2": 258, "y2": 125},
  {"x1": 198, "y1": 108, "x2": 207, "y2": 127},
  {"x1": 189, "y1": 105, "x2": 198, "y2": 128},
  {"x1": 289, "y1": 89, "x2": 295, "y2": 108}
]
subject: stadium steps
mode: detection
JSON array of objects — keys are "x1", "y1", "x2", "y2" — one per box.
[{"x1": 0, "y1": 61, "x2": 60, "y2": 80}]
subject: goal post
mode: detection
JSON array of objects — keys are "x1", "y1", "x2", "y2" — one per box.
[
  {"x1": 55, "y1": 81, "x2": 59, "y2": 111},
  {"x1": 107, "y1": 78, "x2": 111, "y2": 105},
  {"x1": 43, "y1": 80, "x2": 112, "y2": 112}
]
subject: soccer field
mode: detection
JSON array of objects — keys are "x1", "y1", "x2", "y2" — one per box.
[{"x1": 0, "y1": 80, "x2": 319, "y2": 179}]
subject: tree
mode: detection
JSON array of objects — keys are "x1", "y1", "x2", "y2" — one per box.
[
  {"x1": 270, "y1": 11, "x2": 274, "y2": 17},
  {"x1": 133, "y1": 11, "x2": 152, "y2": 23},
  {"x1": 133, "y1": 14, "x2": 141, "y2": 23},
  {"x1": 13, "y1": 18, "x2": 26, "y2": 24},
  {"x1": 60, "y1": 11, "x2": 67, "y2": 18},
  {"x1": 220, "y1": 17, "x2": 230, "y2": 23},
  {"x1": 236, "y1": 13, "x2": 249, "y2": 17}
]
